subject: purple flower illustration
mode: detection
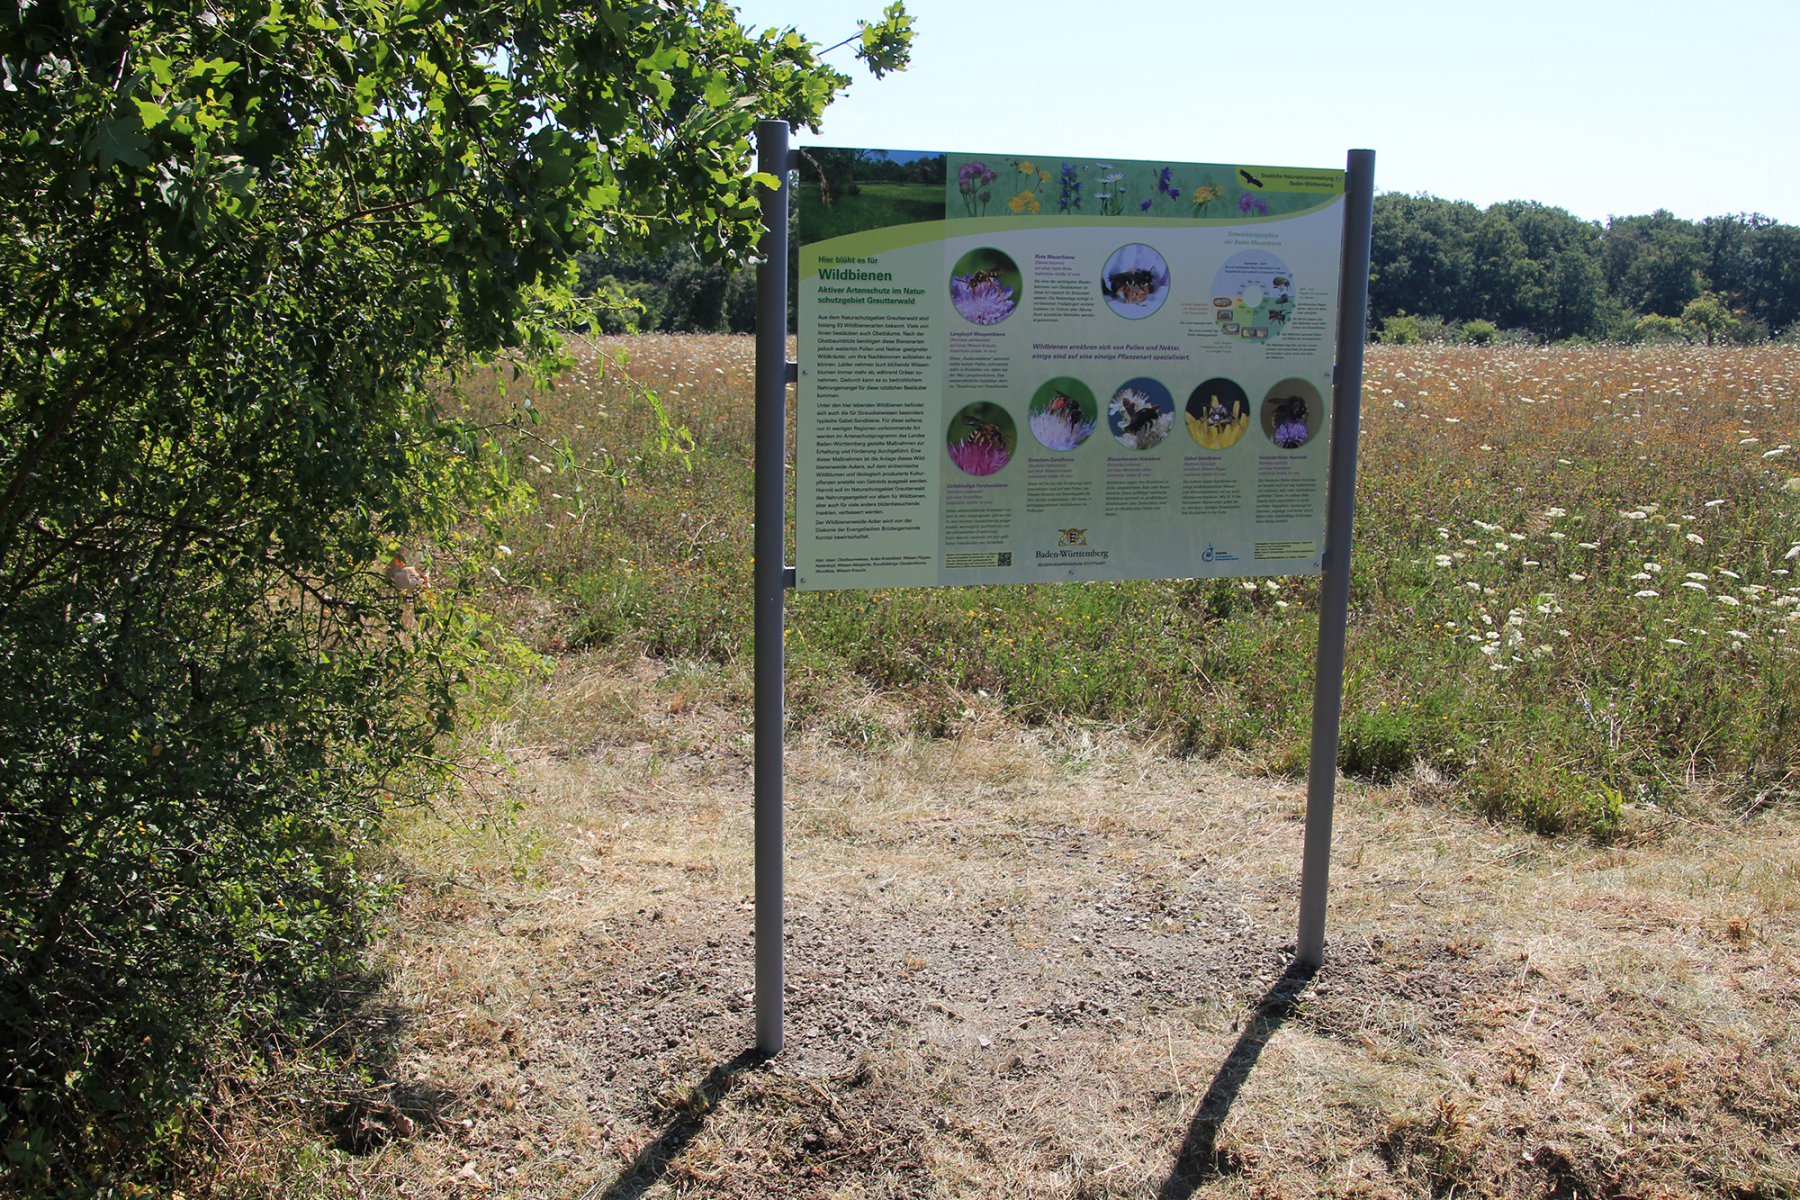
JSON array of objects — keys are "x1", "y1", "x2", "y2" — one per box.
[
  {"x1": 1238, "y1": 193, "x2": 1269, "y2": 216},
  {"x1": 958, "y1": 160, "x2": 996, "y2": 186},
  {"x1": 1274, "y1": 419, "x2": 1309, "y2": 448},
  {"x1": 1139, "y1": 198, "x2": 1154, "y2": 212},
  {"x1": 958, "y1": 161, "x2": 998, "y2": 216},
  {"x1": 948, "y1": 437, "x2": 1010, "y2": 476},
  {"x1": 951, "y1": 274, "x2": 1016, "y2": 325},
  {"x1": 1058, "y1": 163, "x2": 1082, "y2": 212}
]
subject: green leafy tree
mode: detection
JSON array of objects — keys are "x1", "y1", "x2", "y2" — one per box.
[
  {"x1": 1680, "y1": 291, "x2": 1742, "y2": 346},
  {"x1": 1606, "y1": 211, "x2": 1706, "y2": 316},
  {"x1": 1369, "y1": 192, "x2": 1479, "y2": 324},
  {"x1": 0, "y1": 0, "x2": 911, "y2": 1184},
  {"x1": 1467, "y1": 209, "x2": 1545, "y2": 333}
]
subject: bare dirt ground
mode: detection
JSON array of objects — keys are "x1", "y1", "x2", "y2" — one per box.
[{"x1": 248, "y1": 654, "x2": 1800, "y2": 1200}]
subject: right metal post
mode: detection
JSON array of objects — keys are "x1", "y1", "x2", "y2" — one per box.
[{"x1": 1295, "y1": 148, "x2": 1376, "y2": 972}]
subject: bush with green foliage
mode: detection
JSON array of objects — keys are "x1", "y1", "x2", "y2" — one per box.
[
  {"x1": 1680, "y1": 291, "x2": 1743, "y2": 346},
  {"x1": 0, "y1": 0, "x2": 911, "y2": 1186},
  {"x1": 1379, "y1": 313, "x2": 1422, "y2": 344},
  {"x1": 1633, "y1": 313, "x2": 1691, "y2": 343},
  {"x1": 1461, "y1": 319, "x2": 1497, "y2": 345}
]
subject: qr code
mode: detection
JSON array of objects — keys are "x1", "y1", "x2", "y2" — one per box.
[{"x1": 997, "y1": 552, "x2": 1013, "y2": 567}]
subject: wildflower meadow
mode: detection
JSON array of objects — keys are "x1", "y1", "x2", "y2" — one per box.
[{"x1": 464, "y1": 337, "x2": 1800, "y2": 839}]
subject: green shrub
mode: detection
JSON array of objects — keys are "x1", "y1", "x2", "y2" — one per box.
[
  {"x1": 1339, "y1": 709, "x2": 1414, "y2": 780},
  {"x1": 1379, "y1": 313, "x2": 1422, "y2": 345},
  {"x1": 1461, "y1": 319, "x2": 1498, "y2": 345}
]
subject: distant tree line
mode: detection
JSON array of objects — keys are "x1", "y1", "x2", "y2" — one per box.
[
  {"x1": 575, "y1": 243, "x2": 761, "y2": 335},
  {"x1": 576, "y1": 190, "x2": 1800, "y2": 345},
  {"x1": 1371, "y1": 196, "x2": 1800, "y2": 344}
]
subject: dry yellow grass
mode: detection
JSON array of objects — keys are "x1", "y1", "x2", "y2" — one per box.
[{"x1": 208, "y1": 647, "x2": 1799, "y2": 1199}]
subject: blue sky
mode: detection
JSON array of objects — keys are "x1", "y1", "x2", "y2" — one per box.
[{"x1": 732, "y1": 0, "x2": 1800, "y2": 226}]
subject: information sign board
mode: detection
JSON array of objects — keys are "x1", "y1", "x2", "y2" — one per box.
[{"x1": 796, "y1": 149, "x2": 1347, "y2": 591}]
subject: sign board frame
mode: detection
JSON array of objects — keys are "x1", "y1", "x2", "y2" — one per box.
[{"x1": 752, "y1": 122, "x2": 1375, "y2": 1054}]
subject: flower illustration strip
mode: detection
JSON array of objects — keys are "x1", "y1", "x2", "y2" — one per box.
[{"x1": 947, "y1": 156, "x2": 1322, "y2": 220}]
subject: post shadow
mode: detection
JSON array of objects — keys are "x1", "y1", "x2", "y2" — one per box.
[
  {"x1": 1156, "y1": 960, "x2": 1317, "y2": 1199},
  {"x1": 585, "y1": 1048, "x2": 769, "y2": 1200}
]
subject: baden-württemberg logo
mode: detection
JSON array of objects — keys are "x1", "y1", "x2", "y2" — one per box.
[{"x1": 1037, "y1": 532, "x2": 1108, "y2": 566}]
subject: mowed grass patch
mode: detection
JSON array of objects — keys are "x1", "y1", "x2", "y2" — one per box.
[
  {"x1": 203, "y1": 663, "x2": 1800, "y2": 1200},
  {"x1": 455, "y1": 338, "x2": 1800, "y2": 837}
]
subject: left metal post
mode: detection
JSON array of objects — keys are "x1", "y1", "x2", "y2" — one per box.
[{"x1": 752, "y1": 120, "x2": 791, "y2": 1056}]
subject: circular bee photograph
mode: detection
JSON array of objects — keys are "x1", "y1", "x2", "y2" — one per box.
[
  {"x1": 1027, "y1": 377, "x2": 1099, "y2": 452},
  {"x1": 946, "y1": 401, "x2": 1018, "y2": 476},
  {"x1": 1185, "y1": 378, "x2": 1251, "y2": 450},
  {"x1": 1260, "y1": 378, "x2": 1324, "y2": 449},
  {"x1": 949, "y1": 248, "x2": 1022, "y2": 326},
  {"x1": 1107, "y1": 377, "x2": 1175, "y2": 450},
  {"x1": 1101, "y1": 243, "x2": 1171, "y2": 319}
]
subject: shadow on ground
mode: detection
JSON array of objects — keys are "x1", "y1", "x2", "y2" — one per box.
[
  {"x1": 1158, "y1": 960, "x2": 1315, "y2": 1198},
  {"x1": 584, "y1": 1048, "x2": 770, "y2": 1200}
]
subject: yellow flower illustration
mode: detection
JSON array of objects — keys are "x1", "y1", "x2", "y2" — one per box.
[
  {"x1": 1039, "y1": 170, "x2": 1051, "y2": 185},
  {"x1": 1008, "y1": 189, "x2": 1037, "y2": 213},
  {"x1": 1029, "y1": 198, "x2": 1042, "y2": 214},
  {"x1": 1191, "y1": 185, "x2": 1223, "y2": 204},
  {"x1": 1019, "y1": 160, "x2": 1036, "y2": 175}
]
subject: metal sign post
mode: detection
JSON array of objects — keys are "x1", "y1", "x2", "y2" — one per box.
[
  {"x1": 752, "y1": 120, "x2": 793, "y2": 1055},
  {"x1": 1295, "y1": 148, "x2": 1376, "y2": 971}
]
